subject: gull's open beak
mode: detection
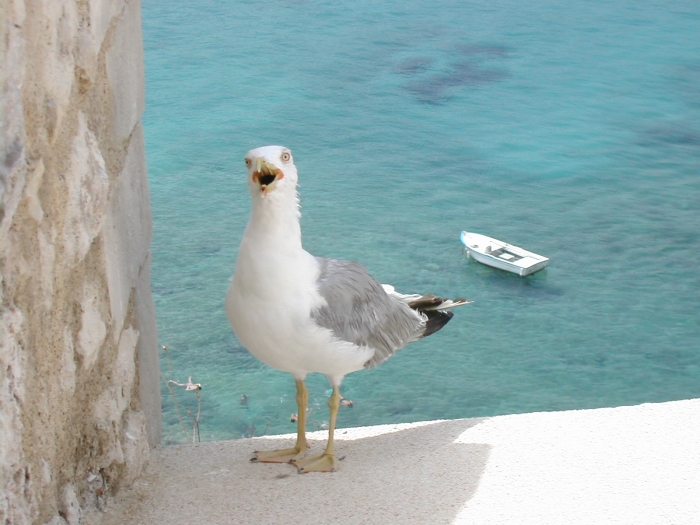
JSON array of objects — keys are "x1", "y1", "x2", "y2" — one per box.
[{"x1": 252, "y1": 158, "x2": 284, "y2": 197}]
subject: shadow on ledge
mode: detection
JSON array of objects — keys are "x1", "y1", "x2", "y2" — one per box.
[{"x1": 96, "y1": 418, "x2": 490, "y2": 525}]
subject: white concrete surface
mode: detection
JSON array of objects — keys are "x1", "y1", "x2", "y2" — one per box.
[{"x1": 98, "y1": 398, "x2": 700, "y2": 525}]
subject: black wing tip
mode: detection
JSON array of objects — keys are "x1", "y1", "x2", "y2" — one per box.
[{"x1": 421, "y1": 309, "x2": 454, "y2": 338}]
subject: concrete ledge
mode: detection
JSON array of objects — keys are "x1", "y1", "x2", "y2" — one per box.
[{"x1": 96, "y1": 398, "x2": 700, "y2": 524}]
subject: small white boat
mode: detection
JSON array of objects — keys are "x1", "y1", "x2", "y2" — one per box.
[{"x1": 460, "y1": 231, "x2": 549, "y2": 276}]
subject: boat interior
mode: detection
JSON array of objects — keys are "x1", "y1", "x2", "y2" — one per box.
[{"x1": 486, "y1": 246, "x2": 524, "y2": 261}]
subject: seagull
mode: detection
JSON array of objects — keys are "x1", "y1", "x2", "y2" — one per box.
[{"x1": 225, "y1": 145, "x2": 469, "y2": 473}]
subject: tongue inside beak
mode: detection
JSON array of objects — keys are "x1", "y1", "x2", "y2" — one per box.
[{"x1": 252, "y1": 159, "x2": 284, "y2": 197}]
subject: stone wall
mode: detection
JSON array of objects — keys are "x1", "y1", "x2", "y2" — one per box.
[{"x1": 0, "y1": 0, "x2": 161, "y2": 523}]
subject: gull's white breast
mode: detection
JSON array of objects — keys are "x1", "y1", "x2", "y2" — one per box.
[{"x1": 225, "y1": 241, "x2": 372, "y2": 378}]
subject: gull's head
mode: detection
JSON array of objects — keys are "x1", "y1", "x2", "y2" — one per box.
[{"x1": 243, "y1": 145, "x2": 297, "y2": 200}]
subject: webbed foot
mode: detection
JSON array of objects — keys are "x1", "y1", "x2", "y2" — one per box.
[
  {"x1": 294, "y1": 453, "x2": 339, "y2": 473},
  {"x1": 251, "y1": 446, "x2": 307, "y2": 464}
]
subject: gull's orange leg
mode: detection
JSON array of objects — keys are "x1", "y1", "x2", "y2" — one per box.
[
  {"x1": 294, "y1": 385, "x2": 341, "y2": 473},
  {"x1": 251, "y1": 379, "x2": 309, "y2": 463}
]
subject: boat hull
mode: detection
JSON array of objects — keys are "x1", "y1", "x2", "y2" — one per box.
[{"x1": 460, "y1": 231, "x2": 549, "y2": 276}]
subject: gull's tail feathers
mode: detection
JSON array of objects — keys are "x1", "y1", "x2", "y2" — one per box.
[
  {"x1": 381, "y1": 285, "x2": 471, "y2": 310},
  {"x1": 381, "y1": 285, "x2": 471, "y2": 338}
]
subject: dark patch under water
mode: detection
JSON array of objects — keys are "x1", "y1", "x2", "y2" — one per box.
[
  {"x1": 395, "y1": 57, "x2": 434, "y2": 74},
  {"x1": 400, "y1": 44, "x2": 511, "y2": 103},
  {"x1": 455, "y1": 43, "x2": 511, "y2": 57},
  {"x1": 404, "y1": 61, "x2": 509, "y2": 103},
  {"x1": 640, "y1": 122, "x2": 700, "y2": 147},
  {"x1": 197, "y1": 241, "x2": 223, "y2": 255}
]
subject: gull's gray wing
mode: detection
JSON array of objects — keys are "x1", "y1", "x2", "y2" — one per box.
[{"x1": 311, "y1": 257, "x2": 426, "y2": 368}]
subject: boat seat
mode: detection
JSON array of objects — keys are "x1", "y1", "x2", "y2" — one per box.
[{"x1": 514, "y1": 256, "x2": 535, "y2": 267}]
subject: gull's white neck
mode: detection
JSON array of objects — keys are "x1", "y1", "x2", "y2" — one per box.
[
  {"x1": 246, "y1": 189, "x2": 303, "y2": 251},
  {"x1": 233, "y1": 188, "x2": 317, "y2": 301}
]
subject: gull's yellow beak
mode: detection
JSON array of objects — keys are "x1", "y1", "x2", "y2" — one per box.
[{"x1": 251, "y1": 158, "x2": 284, "y2": 197}]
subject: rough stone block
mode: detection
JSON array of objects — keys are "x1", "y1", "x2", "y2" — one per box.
[
  {"x1": 64, "y1": 112, "x2": 110, "y2": 263},
  {"x1": 134, "y1": 254, "x2": 162, "y2": 446},
  {"x1": 115, "y1": 326, "x2": 138, "y2": 413},
  {"x1": 102, "y1": 123, "x2": 152, "y2": 337},
  {"x1": 105, "y1": 0, "x2": 145, "y2": 142},
  {"x1": 38, "y1": 0, "x2": 78, "y2": 143},
  {"x1": 122, "y1": 410, "x2": 149, "y2": 485},
  {"x1": 60, "y1": 485, "x2": 80, "y2": 525},
  {"x1": 0, "y1": 308, "x2": 27, "y2": 522},
  {"x1": 60, "y1": 327, "x2": 76, "y2": 395},
  {"x1": 93, "y1": 326, "x2": 139, "y2": 471},
  {"x1": 2, "y1": 0, "x2": 158, "y2": 521},
  {"x1": 76, "y1": 281, "x2": 107, "y2": 371},
  {"x1": 88, "y1": 0, "x2": 128, "y2": 52},
  {"x1": 24, "y1": 159, "x2": 45, "y2": 223},
  {"x1": 0, "y1": 17, "x2": 26, "y2": 236}
]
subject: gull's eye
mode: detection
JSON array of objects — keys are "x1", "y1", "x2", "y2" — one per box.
[
  {"x1": 245, "y1": 158, "x2": 252, "y2": 168},
  {"x1": 281, "y1": 152, "x2": 291, "y2": 162}
]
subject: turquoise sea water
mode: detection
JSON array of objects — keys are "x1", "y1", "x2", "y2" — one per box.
[{"x1": 142, "y1": 0, "x2": 700, "y2": 444}]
